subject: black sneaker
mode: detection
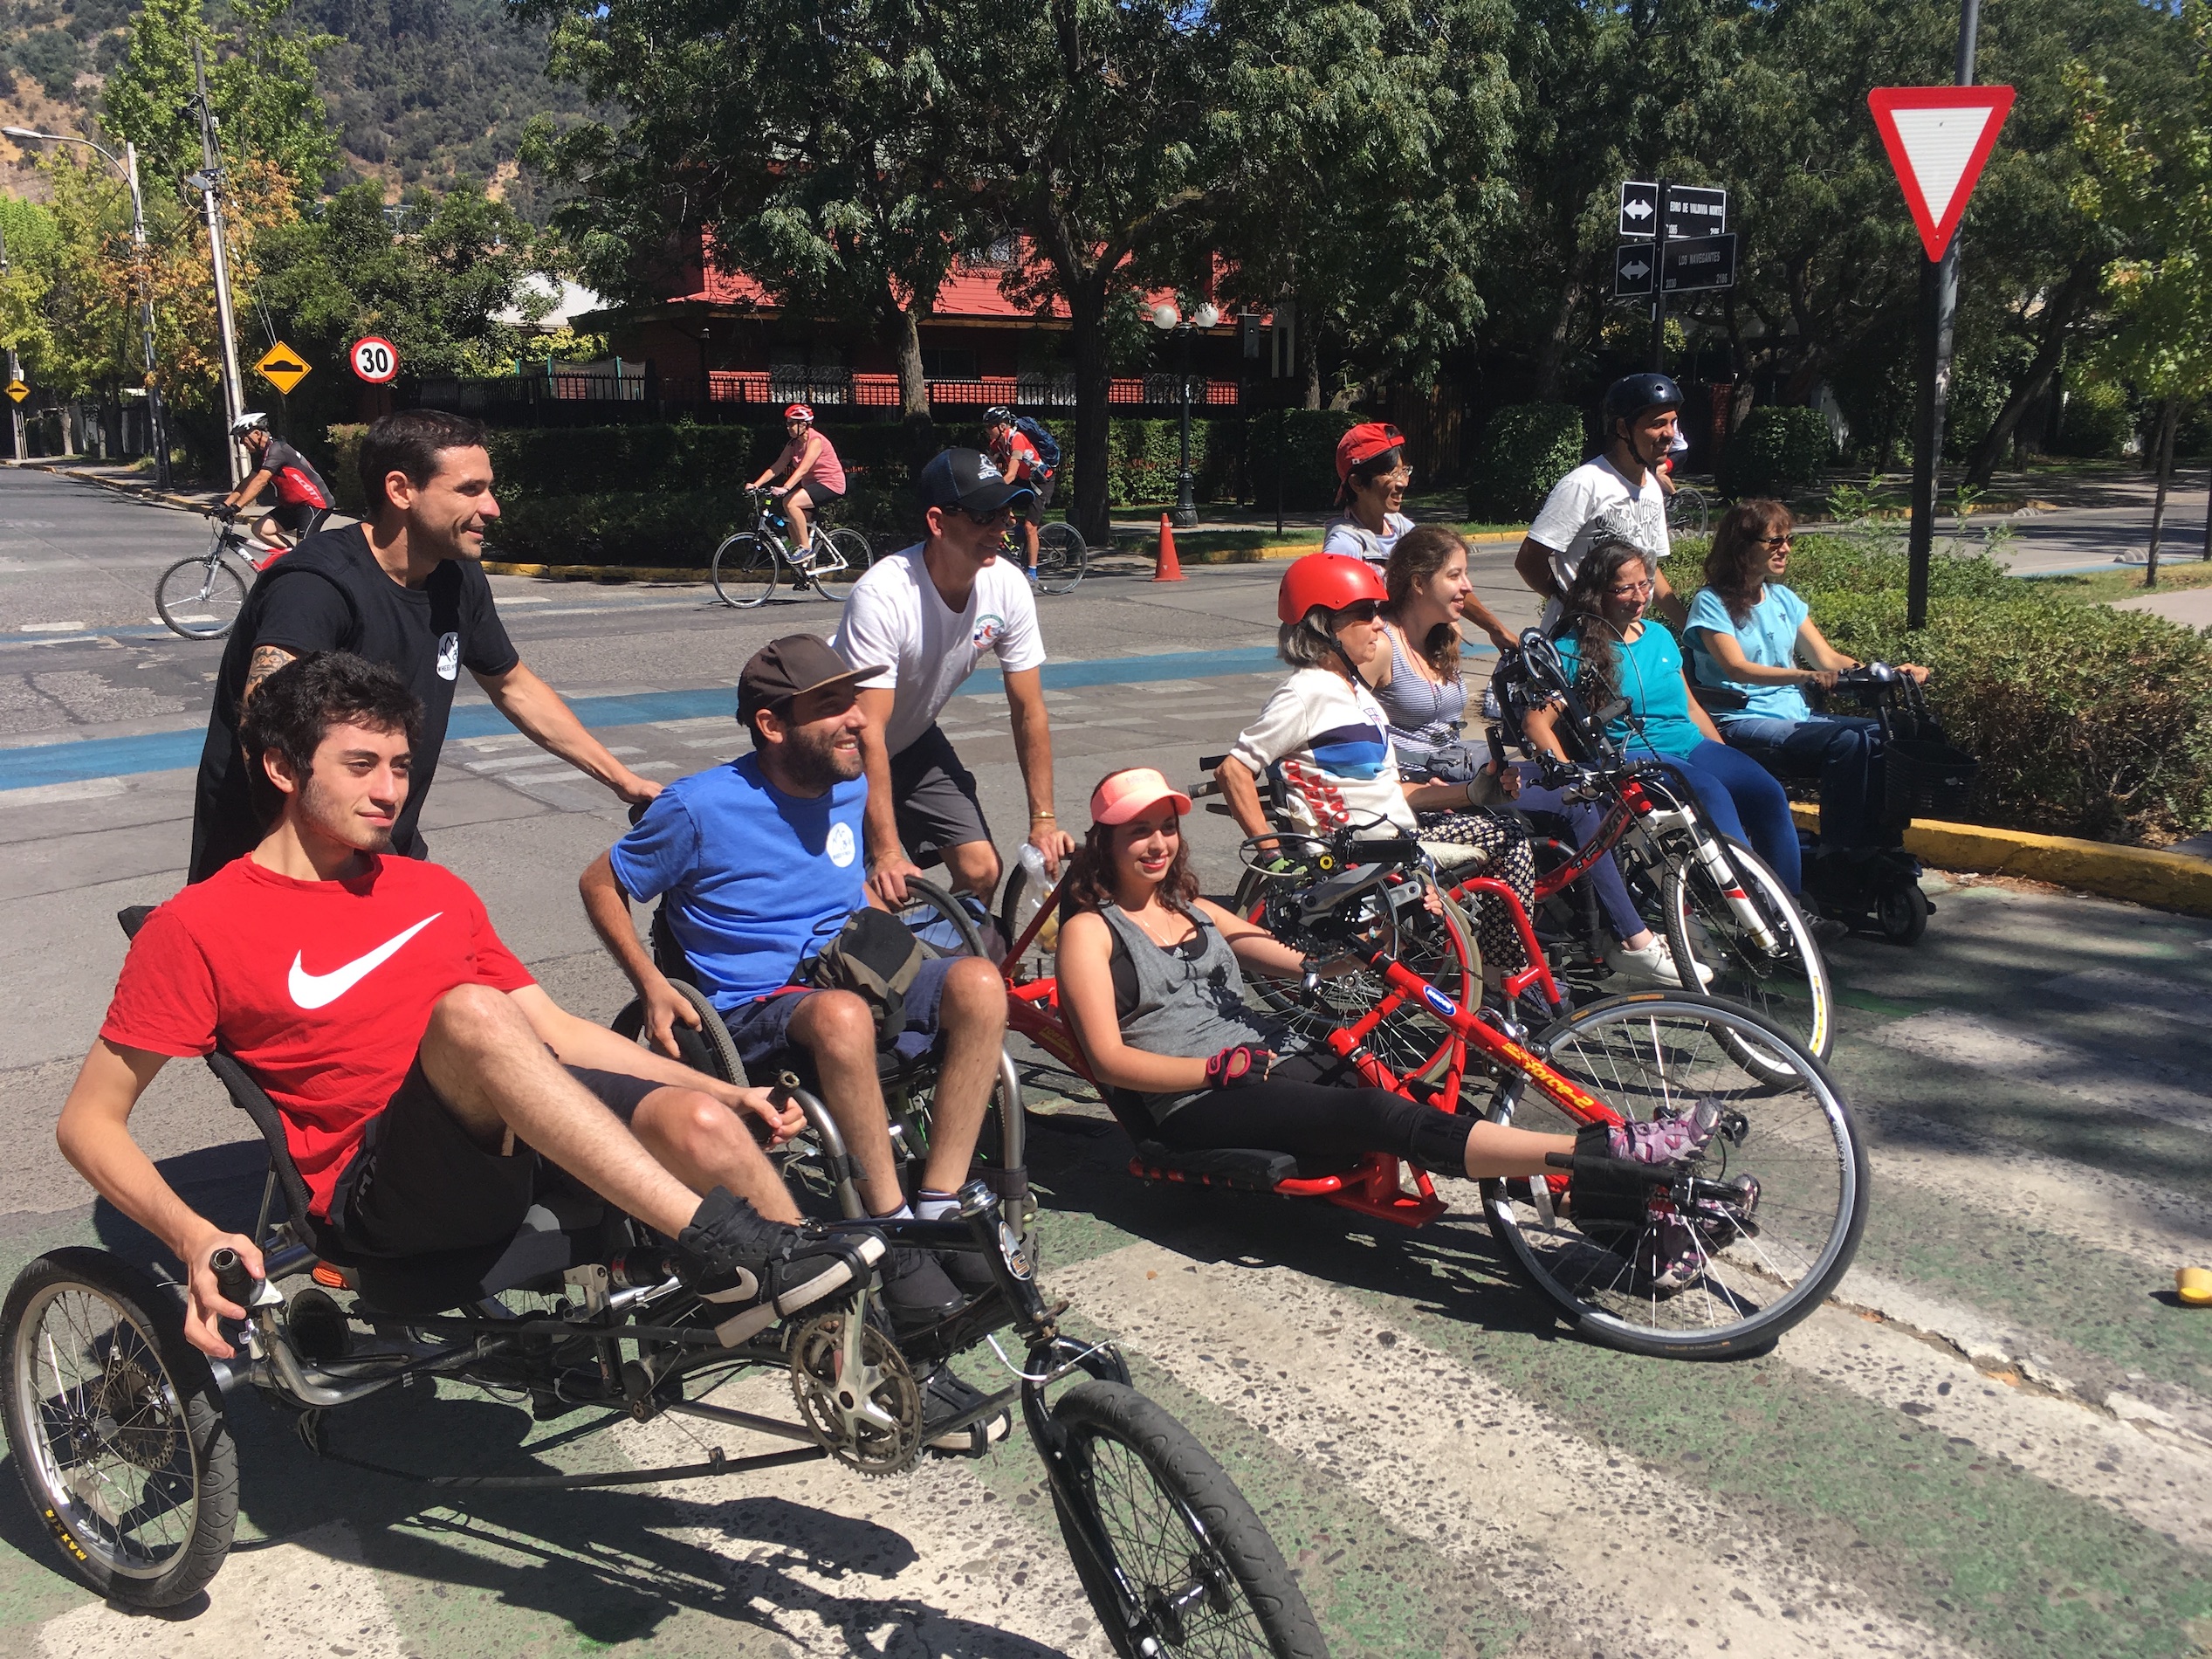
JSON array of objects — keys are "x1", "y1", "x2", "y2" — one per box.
[
  {"x1": 677, "y1": 1188, "x2": 885, "y2": 1335},
  {"x1": 939, "y1": 1245, "x2": 1000, "y2": 1298},
  {"x1": 881, "y1": 1244, "x2": 964, "y2": 1333},
  {"x1": 920, "y1": 1366, "x2": 1011, "y2": 1456}
]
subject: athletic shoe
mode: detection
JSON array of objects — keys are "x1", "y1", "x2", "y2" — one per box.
[
  {"x1": 676, "y1": 1187, "x2": 884, "y2": 1322},
  {"x1": 1614, "y1": 935, "x2": 1715, "y2": 988},
  {"x1": 921, "y1": 1365, "x2": 1012, "y2": 1456},
  {"x1": 1608, "y1": 1100, "x2": 1722, "y2": 1166},
  {"x1": 939, "y1": 1245, "x2": 1000, "y2": 1298},
  {"x1": 881, "y1": 1244, "x2": 965, "y2": 1334},
  {"x1": 1025, "y1": 567, "x2": 1040, "y2": 585},
  {"x1": 1638, "y1": 1216, "x2": 1706, "y2": 1293}
]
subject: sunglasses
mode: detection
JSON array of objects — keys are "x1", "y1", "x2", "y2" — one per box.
[
  {"x1": 1761, "y1": 534, "x2": 1793, "y2": 549},
  {"x1": 1335, "y1": 600, "x2": 1383, "y2": 623},
  {"x1": 958, "y1": 505, "x2": 1013, "y2": 527}
]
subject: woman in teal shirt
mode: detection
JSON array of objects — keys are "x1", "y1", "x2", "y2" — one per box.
[{"x1": 1522, "y1": 536, "x2": 1803, "y2": 892}]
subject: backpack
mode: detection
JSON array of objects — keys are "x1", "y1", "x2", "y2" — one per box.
[
  {"x1": 1014, "y1": 416, "x2": 1061, "y2": 473},
  {"x1": 802, "y1": 907, "x2": 926, "y2": 1049}
]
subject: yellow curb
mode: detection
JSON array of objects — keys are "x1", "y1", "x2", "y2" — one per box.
[
  {"x1": 483, "y1": 561, "x2": 708, "y2": 583},
  {"x1": 1789, "y1": 803, "x2": 2212, "y2": 916}
]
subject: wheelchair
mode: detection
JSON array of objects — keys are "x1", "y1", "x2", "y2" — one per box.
[
  {"x1": 0, "y1": 908, "x2": 1326, "y2": 1656},
  {"x1": 608, "y1": 875, "x2": 1034, "y2": 1242}
]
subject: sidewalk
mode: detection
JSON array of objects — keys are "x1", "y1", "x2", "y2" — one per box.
[{"x1": 2, "y1": 455, "x2": 222, "y2": 512}]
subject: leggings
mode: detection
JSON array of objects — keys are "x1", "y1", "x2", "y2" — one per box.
[
  {"x1": 1150, "y1": 1052, "x2": 1473, "y2": 1175},
  {"x1": 1412, "y1": 807, "x2": 1535, "y2": 970},
  {"x1": 1632, "y1": 740, "x2": 1802, "y2": 892}
]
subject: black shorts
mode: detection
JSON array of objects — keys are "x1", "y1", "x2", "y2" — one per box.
[
  {"x1": 888, "y1": 722, "x2": 994, "y2": 857},
  {"x1": 787, "y1": 482, "x2": 843, "y2": 513},
  {"x1": 267, "y1": 502, "x2": 327, "y2": 537},
  {"x1": 1022, "y1": 472, "x2": 1055, "y2": 526},
  {"x1": 326, "y1": 1057, "x2": 660, "y2": 1258}
]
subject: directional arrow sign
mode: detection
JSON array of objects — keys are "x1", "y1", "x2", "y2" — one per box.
[
  {"x1": 1868, "y1": 86, "x2": 2016, "y2": 261},
  {"x1": 1618, "y1": 181, "x2": 1659, "y2": 238},
  {"x1": 255, "y1": 341, "x2": 311, "y2": 396},
  {"x1": 3, "y1": 381, "x2": 26, "y2": 404},
  {"x1": 1615, "y1": 244, "x2": 1656, "y2": 298}
]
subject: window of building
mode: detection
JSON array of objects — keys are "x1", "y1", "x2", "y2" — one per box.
[{"x1": 922, "y1": 348, "x2": 980, "y2": 381}]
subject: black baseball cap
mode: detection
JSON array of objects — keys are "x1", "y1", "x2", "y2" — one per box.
[
  {"x1": 737, "y1": 634, "x2": 884, "y2": 726},
  {"x1": 917, "y1": 446, "x2": 1036, "y2": 515}
]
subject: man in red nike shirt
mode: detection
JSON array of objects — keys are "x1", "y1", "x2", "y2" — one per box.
[{"x1": 60, "y1": 653, "x2": 877, "y2": 1360}]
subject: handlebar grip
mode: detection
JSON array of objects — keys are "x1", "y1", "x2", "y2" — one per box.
[
  {"x1": 209, "y1": 1247, "x2": 260, "y2": 1311},
  {"x1": 1542, "y1": 1150, "x2": 1675, "y2": 1188}
]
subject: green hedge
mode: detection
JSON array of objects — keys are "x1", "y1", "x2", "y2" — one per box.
[
  {"x1": 1245, "y1": 410, "x2": 1360, "y2": 512},
  {"x1": 1467, "y1": 403, "x2": 1584, "y2": 523},
  {"x1": 486, "y1": 483, "x2": 917, "y2": 568},
  {"x1": 2052, "y1": 380, "x2": 2134, "y2": 459},
  {"x1": 1679, "y1": 533, "x2": 2212, "y2": 844},
  {"x1": 1718, "y1": 406, "x2": 1834, "y2": 498}
]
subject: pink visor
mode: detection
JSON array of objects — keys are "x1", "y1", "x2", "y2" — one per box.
[{"x1": 1090, "y1": 768, "x2": 1192, "y2": 826}]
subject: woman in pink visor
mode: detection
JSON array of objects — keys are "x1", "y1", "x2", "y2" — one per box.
[{"x1": 1053, "y1": 768, "x2": 1718, "y2": 1221}]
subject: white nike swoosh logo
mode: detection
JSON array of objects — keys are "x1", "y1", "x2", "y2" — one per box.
[{"x1": 287, "y1": 913, "x2": 443, "y2": 1009}]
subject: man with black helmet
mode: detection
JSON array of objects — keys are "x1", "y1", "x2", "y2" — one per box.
[{"x1": 1514, "y1": 373, "x2": 1688, "y2": 628}]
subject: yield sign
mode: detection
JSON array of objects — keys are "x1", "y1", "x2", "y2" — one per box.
[{"x1": 1868, "y1": 86, "x2": 2016, "y2": 262}]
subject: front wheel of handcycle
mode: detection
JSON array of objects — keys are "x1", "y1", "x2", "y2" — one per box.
[
  {"x1": 1480, "y1": 993, "x2": 1867, "y2": 1359},
  {"x1": 2, "y1": 1248, "x2": 238, "y2": 1607},
  {"x1": 1034, "y1": 521, "x2": 1089, "y2": 595},
  {"x1": 711, "y1": 533, "x2": 777, "y2": 608},
  {"x1": 1048, "y1": 1380, "x2": 1330, "y2": 1657},
  {"x1": 1659, "y1": 830, "x2": 1834, "y2": 1076},
  {"x1": 155, "y1": 554, "x2": 251, "y2": 639}
]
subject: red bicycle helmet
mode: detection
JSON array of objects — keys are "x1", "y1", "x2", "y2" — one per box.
[
  {"x1": 784, "y1": 403, "x2": 814, "y2": 423},
  {"x1": 1277, "y1": 552, "x2": 1387, "y2": 624}
]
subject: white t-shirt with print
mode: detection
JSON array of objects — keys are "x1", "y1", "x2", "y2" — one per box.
[
  {"x1": 831, "y1": 545, "x2": 1047, "y2": 757},
  {"x1": 1527, "y1": 456, "x2": 1672, "y2": 592},
  {"x1": 1228, "y1": 667, "x2": 1419, "y2": 836}
]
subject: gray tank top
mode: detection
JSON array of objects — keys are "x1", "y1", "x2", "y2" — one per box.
[
  {"x1": 1372, "y1": 625, "x2": 1467, "y2": 775},
  {"x1": 1098, "y1": 904, "x2": 1282, "y2": 1123}
]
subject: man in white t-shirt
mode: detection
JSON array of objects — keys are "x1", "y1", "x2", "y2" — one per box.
[
  {"x1": 1515, "y1": 373, "x2": 1686, "y2": 628},
  {"x1": 832, "y1": 447, "x2": 1075, "y2": 905}
]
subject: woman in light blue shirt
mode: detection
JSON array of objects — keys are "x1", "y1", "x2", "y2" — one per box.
[{"x1": 1686, "y1": 502, "x2": 1927, "y2": 849}]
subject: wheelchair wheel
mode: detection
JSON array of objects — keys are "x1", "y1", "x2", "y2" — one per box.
[
  {"x1": 711, "y1": 533, "x2": 777, "y2": 608},
  {"x1": 613, "y1": 978, "x2": 746, "y2": 1084},
  {"x1": 2, "y1": 1249, "x2": 238, "y2": 1607},
  {"x1": 1875, "y1": 883, "x2": 1929, "y2": 946},
  {"x1": 1232, "y1": 863, "x2": 1477, "y2": 1084},
  {"x1": 1034, "y1": 522, "x2": 1089, "y2": 595},
  {"x1": 1480, "y1": 994, "x2": 1867, "y2": 1360},
  {"x1": 1048, "y1": 1380, "x2": 1329, "y2": 1658},
  {"x1": 1659, "y1": 830, "x2": 1834, "y2": 1075},
  {"x1": 808, "y1": 527, "x2": 873, "y2": 602}
]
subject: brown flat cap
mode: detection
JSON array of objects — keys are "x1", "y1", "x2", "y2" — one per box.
[{"x1": 738, "y1": 634, "x2": 885, "y2": 725}]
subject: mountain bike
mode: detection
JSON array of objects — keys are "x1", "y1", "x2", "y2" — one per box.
[
  {"x1": 711, "y1": 489, "x2": 873, "y2": 608},
  {"x1": 1009, "y1": 521, "x2": 1089, "y2": 595},
  {"x1": 1664, "y1": 484, "x2": 1710, "y2": 538},
  {"x1": 155, "y1": 507, "x2": 278, "y2": 640}
]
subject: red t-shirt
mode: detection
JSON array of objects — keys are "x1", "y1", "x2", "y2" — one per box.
[{"x1": 100, "y1": 856, "x2": 535, "y2": 1216}]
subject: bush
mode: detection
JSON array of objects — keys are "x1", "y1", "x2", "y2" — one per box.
[
  {"x1": 1246, "y1": 410, "x2": 1360, "y2": 512},
  {"x1": 2051, "y1": 379, "x2": 2135, "y2": 458},
  {"x1": 1467, "y1": 403, "x2": 1584, "y2": 523},
  {"x1": 326, "y1": 423, "x2": 368, "y2": 515},
  {"x1": 486, "y1": 483, "x2": 917, "y2": 568},
  {"x1": 1718, "y1": 406, "x2": 1834, "y2": 499},
  {"x1": 1680, "y1": 532, "x2": 2212, "y2": 843}
]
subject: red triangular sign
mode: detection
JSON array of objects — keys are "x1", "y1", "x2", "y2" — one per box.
[{"x1": 1868, "y1": 86, "x2": 2016, "y2": 261}]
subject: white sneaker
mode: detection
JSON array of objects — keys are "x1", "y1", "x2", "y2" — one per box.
[{"x1": 1615, "y1": 936, "x2": 1714, "y2": 988}]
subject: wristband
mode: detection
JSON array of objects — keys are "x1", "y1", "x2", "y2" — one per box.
[{"x1": 1030, "y1": 809, "x2": 1056, "y2": 821}]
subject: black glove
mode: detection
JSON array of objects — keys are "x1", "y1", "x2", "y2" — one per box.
[{"x1": 1203, "y1": 1044, "x2": 1274, "y2": 1090}]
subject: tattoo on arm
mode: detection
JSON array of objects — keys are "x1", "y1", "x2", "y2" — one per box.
[{"x1": 242, "y1": 645, "x2": 298, "y2": 704}]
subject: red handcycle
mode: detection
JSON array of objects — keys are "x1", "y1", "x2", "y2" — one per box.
[{"x1": 996, "y1": 824, "x2": 1867, "y2": 1360}]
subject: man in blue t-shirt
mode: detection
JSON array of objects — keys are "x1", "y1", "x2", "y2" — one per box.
[{"x1": 580, "y1": 635, "x2": 1010, "y2": 1334}]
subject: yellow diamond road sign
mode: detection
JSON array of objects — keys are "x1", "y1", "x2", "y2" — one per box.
[
  {"x1": 4, "y1": 381, "x2": 26, "y2": 404},
  {"x1": 255, "y1": 341, "x2": 310, "y2": 395}
]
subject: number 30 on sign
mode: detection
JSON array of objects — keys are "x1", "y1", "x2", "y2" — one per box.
[{"x1": 349, "y1": 336, "x2": 399, "y2": 384}]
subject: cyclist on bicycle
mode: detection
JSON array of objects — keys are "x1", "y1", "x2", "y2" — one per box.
[
  {"x1": 1213, "y1": 553, "x2": 1536, "y2": 979},
  {"x1": 983, "y1": 406, "x2": 1055, "y2": 584},
  {"x1": 1054, "y1": 766, "x2": 1718, "y2": 1284},
  {"x1": 745, "y1": 405, "x2": 846, "y2": 563},
  {"x1": 1515, "y1": 374, "x2": 1686, "y2": 627},
  {"x1": 221, "y1": 412, "x2": 333, "y2": 548}
]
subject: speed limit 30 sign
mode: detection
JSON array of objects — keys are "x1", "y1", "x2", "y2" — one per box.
[{"x1": 348, "y1": 336, "x2": 400, "y2": 384}]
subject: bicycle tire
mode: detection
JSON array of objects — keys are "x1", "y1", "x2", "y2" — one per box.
[
  {"x1": 1480, "y1": 993, "x2": 1867, "y2": 1359},
  {"x1": 1048, "y1": 1380, "x2": 1330, "y2": 1658},
  {"x1": 1034, "y1": 521, "x2": 1089, "y2": 595},
  {"x1": 155, "y1": 555, "x2": 250, "y2": 639},
  {"x1": 3, "y1": 1249, "x2": 237, "y2": 1607},
  {"x1": 1659, "y1": 830, "x2": 1834, "y2": 1072},
  {"x1": 808, "y1": 527, "x2": 873, "y2": 602},
  {"x1": 711, "y1": 533, "x2": 777, "y2": 608},
  {"x1": 1666, "y1": 486, "x2": 1710, "y2": 538}
]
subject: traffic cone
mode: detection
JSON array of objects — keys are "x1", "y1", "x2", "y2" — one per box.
[{"x1": 1152, "y1": 513, "x2": 1185, "y2": 582}]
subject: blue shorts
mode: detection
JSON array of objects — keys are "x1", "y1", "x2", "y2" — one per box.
[{"x1": 721, "y1": 953, "x2": 958, "y2": 1077}]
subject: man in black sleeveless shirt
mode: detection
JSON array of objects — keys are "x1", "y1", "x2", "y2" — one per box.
[{"x1": 189, "y1": 410, "x2": 661, "y2": 882}]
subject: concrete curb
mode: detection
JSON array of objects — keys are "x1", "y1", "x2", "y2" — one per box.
[
  {"x1": 1790, "y1": 803, "x2": 2212, "y2": 916},
  {"x1": 4, "y1": 457, "x2": 218, "y2": 513}
]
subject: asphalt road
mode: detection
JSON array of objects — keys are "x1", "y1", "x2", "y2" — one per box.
[{"x1": 1, "y1": 464, "x2": 2210, "y2": 1658}]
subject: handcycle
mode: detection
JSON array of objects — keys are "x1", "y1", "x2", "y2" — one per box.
[
  {"x1": 1487, "y1": 631, "x2": 1836, "y2": 1069},
  {"x1": 711, "y1": 488, "x2": 873, "y2": 609},
  {"x1": 1007, "y1": 519, "x2": 1089, "y2": 595},
  {"x1": 155, "y1": 506, "x2": 292, "y2": 641},
  {"x1": 994, "y1": 822, "x2": 1867, "y2": 1358},
  {"x1": 0, "y1": 907, "x2": 1328, "y2": 1656}
]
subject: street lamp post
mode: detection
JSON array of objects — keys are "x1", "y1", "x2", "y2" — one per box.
[
  {"x1": 3, "y1": 127, "x2": 171, "y2": 489},
  {"x1": 1149, "y1": 299, "x2": 1220, "y2": 529}
]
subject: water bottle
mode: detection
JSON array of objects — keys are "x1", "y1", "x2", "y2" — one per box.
[{"x1": 1012, "y1": 842, "x2": 1052, "y2": 950}]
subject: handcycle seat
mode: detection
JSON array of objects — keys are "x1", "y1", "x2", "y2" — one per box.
[{"x1": 1128, "y1": 1141, "x2": 1362, "y2": 1192}]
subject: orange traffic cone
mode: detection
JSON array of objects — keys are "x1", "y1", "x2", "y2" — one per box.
[{"x1": 1152, "y1": 513, "x2": 1186, "y2": 582}]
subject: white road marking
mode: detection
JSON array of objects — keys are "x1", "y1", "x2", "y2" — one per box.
[
  {"x1": 1868, "y1": 1008, "x2": 2212, "y2": 1135},
  {"x1": 19, "y1": 621, "x2": 86, "y2": 633},
  {"x1": 467, "y1": 745, "x2": 642, "y2": 774},
  {"x1": 0, "y1": 775, "x2": 126, "y2": 808}
]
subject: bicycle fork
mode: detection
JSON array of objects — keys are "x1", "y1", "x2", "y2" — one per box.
[{"x1": 1635, "y1": 805, "x2": 1784, "y2": 955}]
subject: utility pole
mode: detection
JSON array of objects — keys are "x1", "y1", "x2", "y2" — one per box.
[
  {"x1": 190, "y1": 43, "x2": 247, "y2": 486},
  {"x1": 122, "y1": 143, "x2": 171, "y2": 490},
  {"x1": 1650, "y1": 176, "x2": 1671, "y2": 371},
  {"x1": 1905, "y1": 0, "x2": 1982, "y2": 630},
  {"x1": 0, "y1": 218, "x2": 21, "y2": 463}
]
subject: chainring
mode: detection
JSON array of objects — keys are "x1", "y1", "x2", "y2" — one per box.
[{"x1": 787, "y1": 1311, "x2": 923, "y2": 1478}]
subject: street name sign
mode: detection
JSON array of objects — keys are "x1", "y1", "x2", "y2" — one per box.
[
  {"x1": 1618, "y1": 181, "x2": 1729, "y2": 240},
  {"x1": 1867, "y1": 86, "x2": 2016, "y2": 261},
  {"x1": 1617, "y1": 235, "x2": 1738, "y2": 298},
  {"x1": 349, "y1": 335, "x2": 400, "y2": 384},
  {"x1": 255, "y1": 341, "x2": 311, "y2": 395}
]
